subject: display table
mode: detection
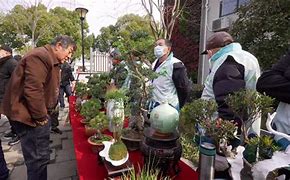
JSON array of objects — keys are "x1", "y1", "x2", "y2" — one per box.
[{"x1": 69, "y1": 96, "x2": 198, "y2": 180}]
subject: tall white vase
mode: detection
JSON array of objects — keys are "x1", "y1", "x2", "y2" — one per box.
[{"x1": 106, "y1": 99, "x2": 124, "y2": 132}]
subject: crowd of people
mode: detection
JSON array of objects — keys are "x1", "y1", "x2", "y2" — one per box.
[{"x1": 0, "y1": 31, "x2": 289, "y2": 180}]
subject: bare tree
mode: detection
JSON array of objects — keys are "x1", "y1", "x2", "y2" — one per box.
[{"x1": 141, "y1": 0, "x2": 188, "y2": 40}]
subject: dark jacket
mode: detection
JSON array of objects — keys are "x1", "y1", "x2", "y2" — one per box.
[
  {"x1": 256, "y1": 50, "x2": 290, "y2": 103},
  {"x1": 213, "y1": 55, "x2": 245, "y2": 126},
  {"x1": 172, "y1": 62, "x2": 191, "y2": 108},
  {"x1": 0, "y1": 45, "x2": 60, "y2": 127},
  {"x1": 0, "y1": 55, "x2": 17, "y2": 104},
  {"x1": 60, "y1": 62, "x2": 74, "y2": 87}
]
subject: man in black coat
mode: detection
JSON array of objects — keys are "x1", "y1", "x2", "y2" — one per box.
[
  {"x1": 0, "y1": 45, "x2": 17, "y2": 179},
  {"x1": 0, "y1": 45, "x2": 20, "y2": 146},
  {"x1": 256, "y1": 50, "x2": 290, "y2": 150},
  {"x1": 50, "y1": 61, "x2": 75, "y2": 134},
  {"x1": 59, "y1": 61, "x2": 75, "y2": 109}
]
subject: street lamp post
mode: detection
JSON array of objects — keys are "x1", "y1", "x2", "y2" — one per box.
[{"x1": 75, "y1": 7, "x2": 88, "y2": 72}]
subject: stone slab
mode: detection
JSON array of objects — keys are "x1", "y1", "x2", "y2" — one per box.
[
  {"x1": 49, "y1": 138, "x2": 62, "y2": 149},
  {"x1": 9, "y1": 165, "x2": 27, "y2": 180},
  {"x1": 48, "y1": 160, "x2": 77, "y2": 180},
  {"x1": 55, "y1": 148, "x2": 76, "y2": 163},
  {"x1": 62, "y1": 139, "x2": 74, "y2": 150}
]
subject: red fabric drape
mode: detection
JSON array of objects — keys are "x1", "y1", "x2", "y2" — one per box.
[{"x1": 69, "y1": 96, "x2": 198, "y2": 180}]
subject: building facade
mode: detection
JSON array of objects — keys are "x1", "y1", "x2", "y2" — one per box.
[{"x1": 198, "y1": 0, "x2": 250, "y2": 84}]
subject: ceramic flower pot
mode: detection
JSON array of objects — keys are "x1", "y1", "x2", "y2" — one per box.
[{"x1": 150, "y1": 102, "x2": 179, "y2": 135}]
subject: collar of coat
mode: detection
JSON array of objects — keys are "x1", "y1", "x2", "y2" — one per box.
[
  {"x1": 0, "y1": 55, "x2": 12, "y2": 66},
  {"x1": 44, "y1": 44, "x2": 59, "y2": 66}
]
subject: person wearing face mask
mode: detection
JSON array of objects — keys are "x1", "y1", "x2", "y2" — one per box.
[
  {"x1": 201, "y1": 31, "x2": 260, "y2": 135},
  {"x1": 149, "y1": 38, "x2": 191, "y2": 112},
  {"x1": 0, "y1": 35, "x2": 76, "y2": 180}
]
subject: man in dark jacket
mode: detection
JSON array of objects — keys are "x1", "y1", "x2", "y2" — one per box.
[
  {"x1": 50, "y1": 61, "x2": 75, "y2": 134},
  {"x1": 201, "y1": 32, "x2": 260, "y2": 133},
  {"x1": 0, "y1": 45, "x2": 20, "y2": 146},
  {"x1": 256, "y1": 50, "x2": 290, "y2": 150},
  {"x1": 0, "y1": 45, "x2": 16, "y2": 179},
  {"x1": 59, "y1": 61, "x2": 75, "y2": 109},
  {"x1": 0, "y1": 35, "x2": 76, "y2": 180}
]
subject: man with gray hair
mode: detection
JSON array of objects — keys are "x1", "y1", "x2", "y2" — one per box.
[{"x1": 0, "y1": 35, "x2": 76, "y2": 180}]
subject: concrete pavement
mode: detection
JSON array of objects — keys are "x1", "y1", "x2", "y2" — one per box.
[{"x1": 0, "y1": 107, "x2": 79, "y2": 180}]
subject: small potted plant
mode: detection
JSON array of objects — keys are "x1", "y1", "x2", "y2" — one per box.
[
  {"x1": 180, "y1": 99, "x2": 237, "y2": 155},
  {"x1": 99, "y1": 116, "x2": 129, "y2": 166},
  {"x1": 85, "y1": 112, "x2": 108, "y2": 137},
  {"x1": 225, "y1": 89, "x2": 274, "y2": 145},
  {"x1": 242, "y1": 135, "x2": 280, "y2": 176},
  {"x1": 74, "y1": 81, "x2": 90, "y2": 112},
  {"x1": 80, "y1": 98, "x2": 101, "y2": 124}
]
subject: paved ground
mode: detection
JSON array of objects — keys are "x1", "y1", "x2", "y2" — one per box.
[{"x1": 0, "y1": 106, "x2": 79, "y2": 180}]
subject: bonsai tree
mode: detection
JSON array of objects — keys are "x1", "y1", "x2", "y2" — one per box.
[
  {"x1": 225, "y1": 89, "x2": 274, "y2": 144},
  {"x1": 87, "y1": 73, "x2": 111, "y2": 100},
  {"x1": 75, "y1": 81, "x2": 90, "y2": 99},
  {"x1": 180, "y1": 99, "x2": 237, "y2": 154},
  {"x1": 80, "y1": 98, "x2": 101, "y2": 123},
  {"x1": 180, "y1": 99, "x2": 218, "y2": 137},
  {"x1": 86, "y1": 111, "x2": 109, "y2": 137}
]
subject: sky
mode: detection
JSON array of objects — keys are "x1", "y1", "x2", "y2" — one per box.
[{"x1": 0, "y1": 0, "x2": 151, "y2": 35}]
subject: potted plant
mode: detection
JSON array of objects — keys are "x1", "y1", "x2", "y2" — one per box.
[
  {"x1": 99, "y1": 116, "x2": 129, "y2": 166},
  {"x1": 225, "y1": 89, "x2": 274, "y2": 145},
  {"x1": 80, "y1": 98, "x2": 101, "y2": 124},
  {"x1": 242, "y1": 135, "x2": 280, "y2": 176},
  {"x1": 180, "y1": 99, "x2": 237, "y2": 155},
  {"x1": 87, "y1": 73, "x2": 111, "y2": 107},
  {"x1": 121, "y1": 54, "x2": 158, "y2": 151},
  {"x1": 74, "y1": 81, "x2": 90, "y2": 112},
  {"x1": 85, "y1": 112, "x2": 108, "y2": 137}
]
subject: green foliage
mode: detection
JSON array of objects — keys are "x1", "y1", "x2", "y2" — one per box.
[
  {"x1": 230, "y1": 0, "x2": 290, "y2": 70},
  {"x1": 225, "y1": 89, "x2": 274, "y2": 143},
  {"x1": 225, "y1": 90, "x2": 274, "y2": 124},
  {"x1": 90, "y1": 134, "x2": 112, "y2": 144},
  {"x1": 109, "y1": 62, "x2": 128, "y2": 89},
  {"x1": 88, "y1": 112, "x2": 108, "y2": 130},
  {"x1": 87, "y1": 73, "x2": 111, "y2": 99},
  {"x1": 95, "y1": 14, "x2": 155, "y2": 62},
  {"x1": 180, "y1": 134, "x2": 199, "y2": 166},
  {"x1": 75, "y1": 82, "x2": 89, "y2": 98},
  {"x1": 80, "y1": 99, "x2": 101, "y2": 121},
  {"x1": 0, "y1": 3, "x2": 91, "y2": 58},
  {"x1": 105, "y1": 89, "x2": 128, "y2": 102},
  {"x1": 108, "y1": 141, "x2": 128, "y2": 161},
  {"x1": 200, "y1": 118, "x2": 237, "y2": 146},
  {"x1": 121, "y1": 164, "x2": 171, "y2": 180},
  {"x1": 180, "y1": 99, "x2": 217, "y2": 136},
  {"x1": 244, "y1": 135, "x2": 280, "y2": 163}
]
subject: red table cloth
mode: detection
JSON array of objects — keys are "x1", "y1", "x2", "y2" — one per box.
[{"x1": 69, "y1": 96, "x2": 198, "y2": 180}]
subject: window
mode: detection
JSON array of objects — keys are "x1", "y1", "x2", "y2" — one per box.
[{"x1": 220, "y1": 0, "x2": 250, "y2": 17}]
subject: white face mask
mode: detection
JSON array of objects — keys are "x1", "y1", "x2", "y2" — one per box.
[{"x1": 154, "y1": 45, "x2": 165, "y2": 59}]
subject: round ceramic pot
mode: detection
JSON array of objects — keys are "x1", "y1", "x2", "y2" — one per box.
[{"x1": 150, "y1": 102, "x2": 179, "y2": 134}]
